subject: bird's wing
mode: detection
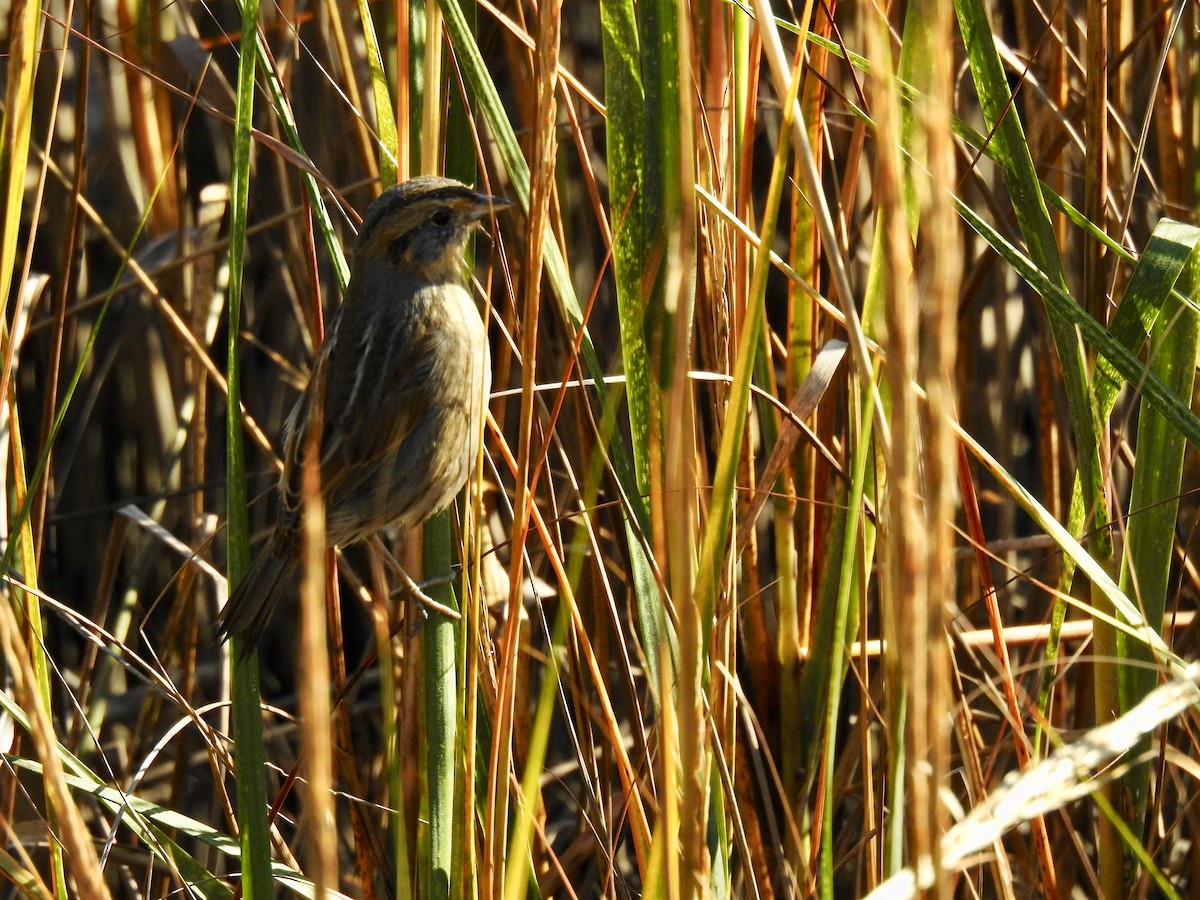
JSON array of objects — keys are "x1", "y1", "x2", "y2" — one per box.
[{"x1": 278, "y1": 294, "x2": 443, "y2": 528}]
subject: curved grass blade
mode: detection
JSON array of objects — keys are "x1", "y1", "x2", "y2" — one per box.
[
  {"x1": 957, "y1": 202, "x2": 1200, "y2": 451},
  {"x1": 1095, "y1": 219, "x2": 1200, "y2": 418}
]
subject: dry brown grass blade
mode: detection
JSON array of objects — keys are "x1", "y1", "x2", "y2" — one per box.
[{"x1": 734, "y1": 338, "x2": 846, "y2": 555}]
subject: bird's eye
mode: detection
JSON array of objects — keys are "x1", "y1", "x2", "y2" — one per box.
[{"x1": 431, "y1": 209, "x2": 452, "y2": 227}]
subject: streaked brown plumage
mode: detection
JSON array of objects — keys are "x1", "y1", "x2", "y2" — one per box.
[{"x1": 218, "y1": 176, "x2": 505, "y2": 652}]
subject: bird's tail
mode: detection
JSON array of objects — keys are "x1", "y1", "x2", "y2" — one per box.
[{"x1": 217, "y1": 529, "x2": 298, "y2": 657}]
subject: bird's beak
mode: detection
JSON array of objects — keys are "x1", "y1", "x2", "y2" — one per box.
[{"x1": 466, "y1": 191, "x2": 514, "y2": 221}]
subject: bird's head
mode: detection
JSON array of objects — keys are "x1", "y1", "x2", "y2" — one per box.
[{"x1": 353, "y1": 176, "x2": 510, "y2": 280}]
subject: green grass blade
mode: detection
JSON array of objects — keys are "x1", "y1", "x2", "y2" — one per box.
[
  {"x1": 816, "y1": 396, "x2": 878, "y2": 897},
  {"x1": 357, "y1": 0, "x2": 398, "y2": 188},
  {"x1": 440, "y1": 0, "x2": 669, "y2": 699},
  {"x1": 953, "y1": 0, "x2": 1106, "y2": 552},
  {"x1": 1, "y1": 755, "x2": 354, "y2": 900},
  {"x1": 2, "y1": 40, "x2": 63, "y2": 900},
  {"x1": 598, "y1": 0, "x2": 670, "y2": 693},
  {"x1": 244, "y1": 29, "x2": 349, "y2": 289},
  {"x1": 1117, "y1": 244, "x2": 1199, "y2": 822},
  {"x1": 224, "y1": 2, "x2": 275, "y2": 896},
  {"x1": 695, "y1": 49, "x2": 798, "y2": 655},
  {"x1": 1096, "y1": 219, "x2": 1200, "y2": 418},
  {"x1": 956, "y1": 201, "x2": 1200, "y2": 450},
  {"x1": 423, "y1": 515, "x2": 459, "y2": 899},
  {"x1": 957, "y1": 425, "x2": 1184, "y2": 669},
  {"x1": 0, "y1": 687, "x2": 363, "y2": 899}
]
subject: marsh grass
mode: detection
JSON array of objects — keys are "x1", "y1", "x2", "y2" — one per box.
[{"x1": 3, "y1": 1, "x2": 1200, "y2": 897}]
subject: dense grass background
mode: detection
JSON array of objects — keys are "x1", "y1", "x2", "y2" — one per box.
[{"x1": 3, "y1": 1, "x2": 1200, "y2": 897}]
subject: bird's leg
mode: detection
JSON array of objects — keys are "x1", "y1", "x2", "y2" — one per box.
[{"x1": 367, "y1": 535, "x2": 462, "y2": 620}]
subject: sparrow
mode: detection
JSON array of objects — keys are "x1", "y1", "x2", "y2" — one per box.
[{"x1": 218, "y1": 176, "x2": 506, "y2": 653}]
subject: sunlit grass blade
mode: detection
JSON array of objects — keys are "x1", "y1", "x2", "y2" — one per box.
[
  {"x1": 1117, "y1": 244, "x2": 1199, "y2": 825},
  {"x1": 0, "y1": 749, "x2": 356, "y2": 900},
  {"x1": 1, "y1": 29, "x2": 60, "y2": 898},
  {"x1": 357, "y1": 0, "x2": 398, "y2": 188},
  {"x1": 865, "y1": 667, "x2": 1200, "y2": 899},
  {"x1": 957, "y1": 424, "x2": 1184, "y2": 669}
]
